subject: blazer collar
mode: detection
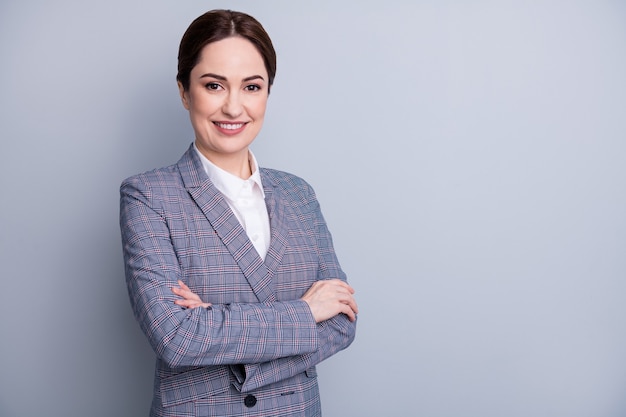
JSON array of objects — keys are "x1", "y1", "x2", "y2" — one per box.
[{"x1": 177, "y1": 145, "x2": 288, "y2": 303}]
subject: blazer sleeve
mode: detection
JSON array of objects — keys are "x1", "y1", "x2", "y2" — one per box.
[
  {"x1": 120, "y1": 174, "x2": 320, "y2": 368},
  {"x1": 234, "y1": 181, "x2": 357, "y2": 393}
]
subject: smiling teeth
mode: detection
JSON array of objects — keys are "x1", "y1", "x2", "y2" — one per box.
[{"x1": 216, "y1": 122, "x2": 244, "y2": 130}]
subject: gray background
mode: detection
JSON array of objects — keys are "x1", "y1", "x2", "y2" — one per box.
[{"x1": 1, "y1": 1, "x2": 625, "y2": 416}]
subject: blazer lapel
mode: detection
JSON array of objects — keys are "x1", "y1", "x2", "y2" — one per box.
[
  {"x1": 261, "y1": 173, "x2": 289, "y2": 282},
  {"x1": 177, "y1": 146, "x2": 275, "y2": 303}
]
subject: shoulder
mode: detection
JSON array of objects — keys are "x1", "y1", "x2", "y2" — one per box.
[
  {"x1": 121, "y1": 163, "x2": 181, "y2": 193},
  {"x1": 119, "y1": 161, "x2": 190, "y2": 214},
  {"x1": 261, "y1": 168, "x2": 317, "y2": 198},
  {"x1": 119, "y1": 162, "x2": 193, "y2": 222},
  {"x1": 120, "y1": 145, "x2": 199, "y2": 194}
]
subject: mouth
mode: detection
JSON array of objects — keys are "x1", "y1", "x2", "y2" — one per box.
[
  {"x1": 214, "y1": 122, "x2": 246, "y2": 130},
  {"x1": 213, "y1": 121, "x2": 248, "y2": 136}
]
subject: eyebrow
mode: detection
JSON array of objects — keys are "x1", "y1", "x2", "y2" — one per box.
[{"x1": 199, "y1": 73, "x2": 265, "y2": 82}]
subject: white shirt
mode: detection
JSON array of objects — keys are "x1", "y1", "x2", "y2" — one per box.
[{"x1": 194, "y1": 144, "x2": 271, "y2": 260}]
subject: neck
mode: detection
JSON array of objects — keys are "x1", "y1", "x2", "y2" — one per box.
[{"x1": 197, "y1": 146, "x2": 252, "y2": 179}]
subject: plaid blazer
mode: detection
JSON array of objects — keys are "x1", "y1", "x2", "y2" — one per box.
[{"x1": 120, "y1": 145, "x2": 356, "y2": 417}]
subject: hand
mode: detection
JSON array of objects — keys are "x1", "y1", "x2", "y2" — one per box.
[
  {"x1": 301, "y1": 279, "x2": 358, "y2": 323},
  {"x1": 171, "y1": 280, "x2": 212, "y2": 309}
]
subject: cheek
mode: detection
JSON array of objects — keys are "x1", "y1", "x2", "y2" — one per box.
[
  {"x1": 188, "y1": 93, "x2": 220, "y2": 117},
  {"x1": 251, "y1": 98, "x2": 268, "y2": 118}
]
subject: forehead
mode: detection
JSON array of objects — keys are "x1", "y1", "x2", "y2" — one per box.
[{"x1": 194, "y1": 36, "x2": 267, "y2": 77}]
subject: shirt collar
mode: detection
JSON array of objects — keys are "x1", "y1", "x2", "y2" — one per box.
[{"x1": 194, "y1": 143, "x2": 265, "y2": 200}]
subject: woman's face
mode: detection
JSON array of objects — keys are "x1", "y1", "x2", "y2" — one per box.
[{"x1": 178, "y1": 36, "x2": 269, "y2": 170}]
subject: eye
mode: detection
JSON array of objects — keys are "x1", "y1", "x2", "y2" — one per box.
[
  {"x1": 205, "y1": 82, "x2": 222, "y2": 91},
  {"x1": 245, "y1": 84, "x2": 261, "y2": 92}
]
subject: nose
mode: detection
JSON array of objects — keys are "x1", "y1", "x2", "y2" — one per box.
[{"x1": 222, "y1": 90, "x2": 243, "y2": 118}]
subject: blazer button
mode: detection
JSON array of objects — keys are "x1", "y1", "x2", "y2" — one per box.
[{"x1": 244, "y1": 394, "x2": 257, "y2": 408}]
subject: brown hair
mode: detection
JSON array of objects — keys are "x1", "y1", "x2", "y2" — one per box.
[{"x1": 176, "y1": 9, "x2": 276, "y2": 92}]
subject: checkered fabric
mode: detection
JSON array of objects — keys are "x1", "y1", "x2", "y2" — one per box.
[{"x1": 120, "y1": 145, "x2": 356, "y2": 417}]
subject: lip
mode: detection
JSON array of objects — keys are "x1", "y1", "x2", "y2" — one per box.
[{"x1": 213, "y1": 121, "x2": 248, "y2": 136}]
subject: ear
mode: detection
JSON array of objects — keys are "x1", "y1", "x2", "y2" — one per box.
[{"x1": 177, "y1": 81, "x2": 190, "y2": 110}]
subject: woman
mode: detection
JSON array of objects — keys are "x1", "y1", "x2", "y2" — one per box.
[{"x1": 120, "y1": 9, "x2": 358, "y2": 417}]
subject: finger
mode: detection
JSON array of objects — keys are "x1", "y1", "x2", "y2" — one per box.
[
  {"x1": 172, "y1": 287, "x2": 201, "y2": 302},
  {"x1": 174, "y1": 298, "x2": 198, "y2": 306},
  {"x1": 175, "y1": 299, "x2": 212, "y2": 309},
  {"x1": 333, "y1": 286, "x2": 357, "y2": 308},
  {"x1": 340, "y1": 295, "x2": 359, "y2": 315},
  {"x1": 188, "y1": 302, "x2": 212, "y2": 309},
  {"x1": 348, "y1": 300, "x2": 359, "y2": 315},
  {"x1": 327, "y1": 279, "x2": 355, "y2": 294},
  {"x1": 174, "y1": 299, "x2": 193, "y2": 308},
  {"x1": 340, "y1": 303, "x2": 356, "y2": 322},
  {"x1": 341, "y1": 282, "x2": 355, "y2": 294},
  {"x1": 171, "y1": 287, "x2": 192, "y2": 298}
]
